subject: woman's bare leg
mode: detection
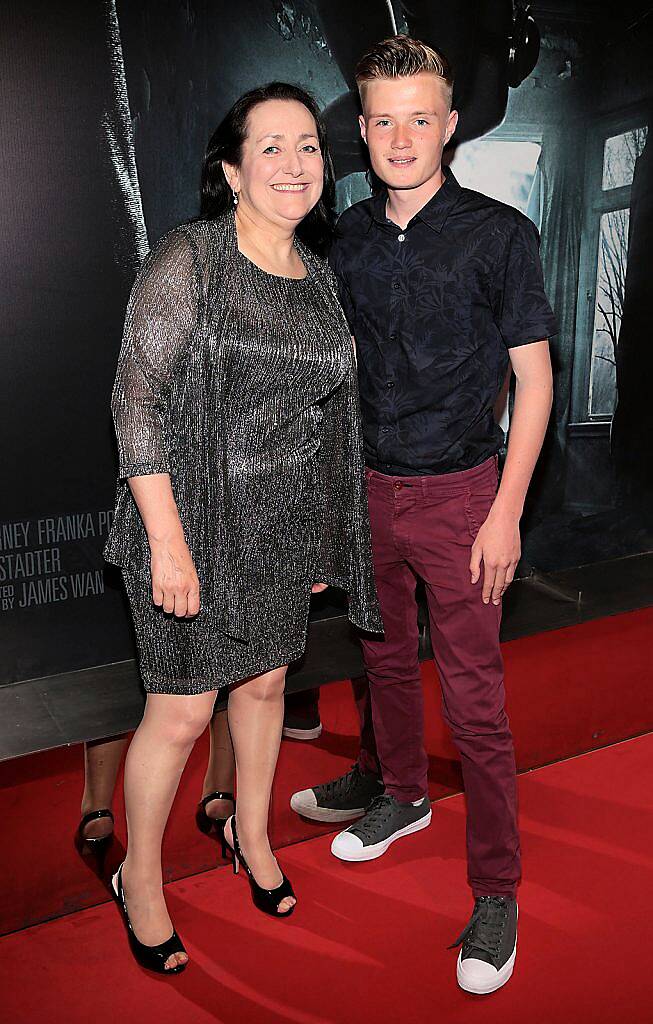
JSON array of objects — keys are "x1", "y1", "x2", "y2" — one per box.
[
  {"x1": 121, "y1": 689, "x2": 217, "y2": 969},
  {"x1": 201, "y1": 706, "x2": 236, "y2": 819},
  {"x1": 81, "y1": 734, "x2": 130, "y2": 838},
  {"x1": 225, "y1": 666, "x2": 295, "y2": 914}
]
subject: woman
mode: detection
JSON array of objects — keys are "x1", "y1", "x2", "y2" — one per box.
[{"x1": 103, "y1": 81, "x2": 382, "y2": 974}]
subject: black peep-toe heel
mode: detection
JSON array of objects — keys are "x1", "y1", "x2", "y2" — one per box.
[
  {"x1": 111, "y1": 862, "x2": 188, "y2": 974},
  {"x1": 195, "y1": 791, "x2": 235, "y2": 858},
  {"x1": 75, "y1": 808, "x2": 114, "y2": 861},
  {"x1": 225, "y1": 815, "x2": 296, "y2": 918}
]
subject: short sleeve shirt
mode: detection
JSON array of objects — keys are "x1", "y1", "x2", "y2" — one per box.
[{"x1": 328, "y1": 167, "x2": 557, "y2": 476}]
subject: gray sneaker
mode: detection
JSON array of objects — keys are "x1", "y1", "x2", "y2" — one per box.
[
  {"x1": 450, "y1": 896, "x2": 518, "y2": 995},
  {"x1": 330, "y1": 793, "x2": 432, "y2": 862},
  {"x1": 290, "y1": 764, "x2": 385, "y2": 823}
]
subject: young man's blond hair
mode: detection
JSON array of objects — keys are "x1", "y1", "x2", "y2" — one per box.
[{"x1": 355, "y1": 34, "x2": 454, "y2": 108}]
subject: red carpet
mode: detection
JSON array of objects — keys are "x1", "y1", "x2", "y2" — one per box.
[
  {"x1": 1, "y1": 731, "x2": 651, "y2": 1024},
  {"x1": 3, "y1": 607, "x2": 652, "y2": 936}
]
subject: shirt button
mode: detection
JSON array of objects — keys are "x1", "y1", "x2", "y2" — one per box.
[
  {"x1": 393, "y1": 281, "x2": 401, "y2": 290},
  {"x1": 397, "y1": 233, "x2": 405, "y2": 242},
  {"x1": 390, "y1": 332, "x2": 397, "y2": 341},
  {"x1": 386, "y1": 381, "x2": 395, "y2": 389}
]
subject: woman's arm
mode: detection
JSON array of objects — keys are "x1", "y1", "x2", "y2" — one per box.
[
  {"x1": 112, "y1": 229, "x2": 201, "y2": 617},
  {"x1": 128, "y1": 473, "x2": 199, "y2": 617}
]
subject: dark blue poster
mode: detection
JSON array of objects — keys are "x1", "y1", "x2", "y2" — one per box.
[{"x1": 1, "y1": 1, "x2": 652, "y2": 685}]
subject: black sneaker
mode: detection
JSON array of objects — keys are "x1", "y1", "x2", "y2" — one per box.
[
  {"x1": 449, "y1": 896, "x2": 518, "y2": 995},
  {"x1": 282, "y1": 711, "x2": 323, "y2": 741},
  {"x1": 283, "y1": 689, "x2": 322, "y2": 740},
  {"x1": 290, "y1": 764, "x2": 384, "y2": 822},
  {"x1": 330, "y1": 793, "x2": 431, "y2": 861}
]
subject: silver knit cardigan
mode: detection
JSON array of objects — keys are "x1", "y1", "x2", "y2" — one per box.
[{"x1": 103, "y1": 213, "x2": 383, "y2": 641}]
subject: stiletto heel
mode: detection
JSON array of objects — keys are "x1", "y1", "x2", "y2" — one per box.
[
  {"x1": 111, "y1": 862, "x2": 188, "y2": 975},
  {"x1": 74, "y1": 809, "x2": 114, "y2": 862},
  {"x1": 195, "y1": 791, "x2": 235, "y2": 861},
  {"x1": 224, "y1": 816, "x2": 296, "y2": 918}
]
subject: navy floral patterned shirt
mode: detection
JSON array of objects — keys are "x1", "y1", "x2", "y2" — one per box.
[{"x1": 328, "y1": 167, "x2": 557, "y2": 476}]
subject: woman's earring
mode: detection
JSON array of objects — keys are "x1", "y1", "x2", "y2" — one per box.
[{"x1": 232, "y1": 189, "x2": 239, "y2": 206}]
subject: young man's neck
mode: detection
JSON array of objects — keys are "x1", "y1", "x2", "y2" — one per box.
[{"x1": 385, "y1": 166, "x2": 445, "y2": 230}]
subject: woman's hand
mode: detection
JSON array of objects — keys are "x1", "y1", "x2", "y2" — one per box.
[
  {"x1": 311, "y1": 582, "x2": 328, "y2": 594},
  {"x1": 150, "y1": 533, "x2": 200, "y2": 618},
  {"x1": 126, "y1": 474, "x2": 200, "y2": 618}
]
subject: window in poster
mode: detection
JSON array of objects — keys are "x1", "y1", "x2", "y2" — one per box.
[
  {"x1": 574, "y1": 115, "x2": 648, "y2": 424},
  {"x1": 588, "y1": 126, "x2": 648, "y2": 418},
  {"x1": 450, "y1": 136, "x2": 543, "y2": 434},
  {"x1": 449, "y1": 137, "x2": 543, "y2": 224}
]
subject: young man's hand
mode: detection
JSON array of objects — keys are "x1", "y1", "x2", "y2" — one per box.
[
  {"x1": 469, "y1": 509, "x2": 521, "y2": 605},
  {"x1": 469, "y1": 340, "x2": 552, "y2": 606}
]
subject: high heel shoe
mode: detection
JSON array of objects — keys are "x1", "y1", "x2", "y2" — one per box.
[
  {"x1": 74, "y1": 809, "x2": 114, "y2": 860},
  {"x1": 111, "y1": 862, "x2": 188, "y2": 974},
  {"x1": 195, "y1": 791, "x2": 235, "y2": 859},
  {"x1": 224, "y1": 815, "x2": 296, "y2": 918}
]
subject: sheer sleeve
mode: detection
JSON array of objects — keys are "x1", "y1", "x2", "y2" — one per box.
[
  {"x1": 110, "y1": 228, "x2": 201, "y2": 479},
  {"x1": 317, "y1": 356, "x2": 384, "y2": 635}
]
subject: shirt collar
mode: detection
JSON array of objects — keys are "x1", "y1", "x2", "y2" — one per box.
[{"x1": 368, "y1": 165, "x2": 462, "y2": 234}]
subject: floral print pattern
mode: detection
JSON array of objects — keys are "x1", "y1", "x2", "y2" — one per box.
[{"x1": 329, "y1": 169, "x2": 557, "y2": 476}]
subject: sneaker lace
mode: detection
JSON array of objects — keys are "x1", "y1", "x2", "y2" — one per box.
[
  {"x1": 351, "y1": 795, "x2": 396, "y2": 839},
  {"x1": 447, "y1": 896, "x2": 509, "y2": 959},
  {"x1": 320, "y1": 765, "x2": 364, "y2": 802}
]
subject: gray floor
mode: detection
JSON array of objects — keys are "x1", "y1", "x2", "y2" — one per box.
[{"x1": 1, "y1": 551, "x2": 651, "y2": 761}]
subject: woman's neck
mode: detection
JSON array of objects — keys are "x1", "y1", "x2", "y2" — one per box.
[{"x1": 235, "y1": 203, "x2": 304, "y2": 276}]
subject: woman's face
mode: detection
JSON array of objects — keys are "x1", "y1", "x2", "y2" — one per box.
[{"x1": 224, "y1": 99, "x2": 324, "y2": 230}]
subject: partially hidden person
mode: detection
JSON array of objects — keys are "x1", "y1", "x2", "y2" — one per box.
[{"x1": 75, "y1": 707, "x2": 236, "y2": 868}]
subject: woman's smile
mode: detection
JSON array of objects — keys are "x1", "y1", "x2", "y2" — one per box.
[{"x1": 270, "y1": 182, "x2": 311, "y2": 192}]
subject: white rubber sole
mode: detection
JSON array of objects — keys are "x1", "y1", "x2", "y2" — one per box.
[
  {"x1": 456, "y1": 907, "x2": 518, "y2": 995},
  {"x1": 331, "y1": 807, "x2": 432, "y2": 862},
  {"x1": 289, "y1": 792, "x2": 367, "y2": 823},
  {"x1": 282, "y1": 723, "x2": 323, "y2": 741}
]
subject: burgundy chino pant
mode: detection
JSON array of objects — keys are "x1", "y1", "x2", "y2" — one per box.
[{"x1": 356, "y1": 456, "x2": 521, "y2": 898}]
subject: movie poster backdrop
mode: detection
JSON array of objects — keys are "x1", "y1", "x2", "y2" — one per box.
[{"x1": 1, "y1": 1, "x2": 651, "y2": 684}]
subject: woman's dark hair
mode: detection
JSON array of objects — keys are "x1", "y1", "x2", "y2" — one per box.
[{"x1": 200, "y1": 81, "x2": 336, "y2": 256}]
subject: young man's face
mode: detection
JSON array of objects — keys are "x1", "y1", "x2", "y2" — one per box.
[{"x1": 359, "y1": 72, "x2": 458, "y2": 192}]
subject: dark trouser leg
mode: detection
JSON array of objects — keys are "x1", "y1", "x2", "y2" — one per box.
[
  {"x1": 352, "y1": 674, "x2": 380, "y2": 775},
  {"x1": 409, "y1": 460, "x2": 520, "y2": 898},
  {"x1": 284, "y1": 687, "x2": 320, "y2": 718},
  {"x1": 357, "y1": 474, "x2": 429, "y2": 803}
]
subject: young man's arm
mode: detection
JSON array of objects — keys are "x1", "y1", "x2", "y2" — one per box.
[{"x1": 469, "y1": 339, "x2": 553, "y2": 604}]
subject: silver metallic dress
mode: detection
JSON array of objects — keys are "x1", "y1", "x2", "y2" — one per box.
[{"x1": 103, "y1": 213, "x2": 383, "y2": 694}]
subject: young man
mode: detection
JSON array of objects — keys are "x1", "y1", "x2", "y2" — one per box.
[{"x1": 291, "y1": 36, "x2": 556, "y2": 994}]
